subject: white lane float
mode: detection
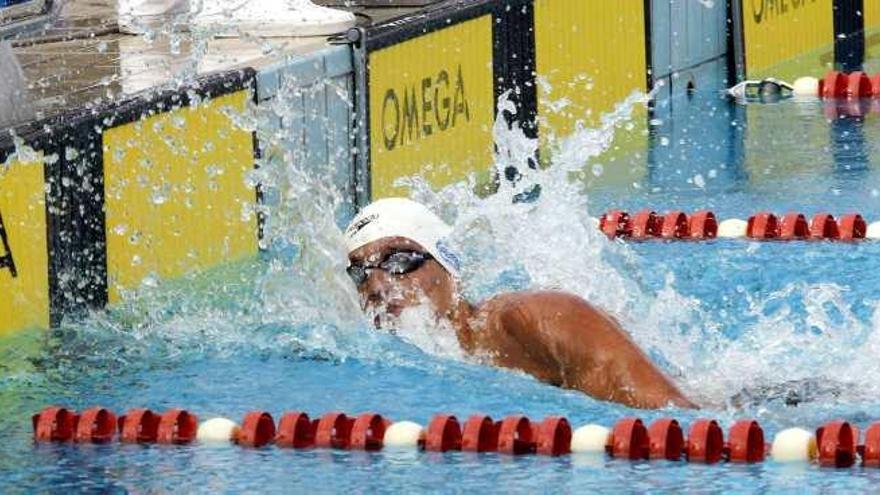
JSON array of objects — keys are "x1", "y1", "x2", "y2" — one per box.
[
  {"x1": 770, "y1": 427, "x2": 817, "y2": 462},
  {"x1": 571, "y1": 424, "x2": 611, "y2": 454},
  {"x1": 384, "y1": 421, "x2": 425, "y2": 448},
  {"x1": 718, "y1": 218, "x2": 748, "y2": 238},
  {"x1": 197, "y1": 417, "x2": 240, "y2": 443}
]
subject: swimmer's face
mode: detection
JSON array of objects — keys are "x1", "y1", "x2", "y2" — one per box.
[{"x1": 348, "y1": 236, "x2": 457, "y2": 328}]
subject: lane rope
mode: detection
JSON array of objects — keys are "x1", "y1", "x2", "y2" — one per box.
[
  {"x1": 30, "y1": 406, "x2": 880, "y2": 468},
  {"x1": 598, "y1": 210, "x2": 877, "y2": 241}
]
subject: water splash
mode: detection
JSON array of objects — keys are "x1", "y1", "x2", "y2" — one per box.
[{"x1": 33, "y1": 65, "x2": 880, "y2": 422}]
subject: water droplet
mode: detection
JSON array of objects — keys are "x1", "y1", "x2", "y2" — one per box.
[{"x1": 151, "y1": 187, "x2": 169, "y2": 205}]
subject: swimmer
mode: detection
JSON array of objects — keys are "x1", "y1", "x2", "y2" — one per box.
[
  {"x1": 344, "y1": 198, "x2": 696, "y2": 410},
  {"x1": 727, "y1": 78, "x2": 795, "y2": 101}
]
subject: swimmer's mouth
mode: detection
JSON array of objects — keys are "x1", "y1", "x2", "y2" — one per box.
[
  {"x1": 385, "y1": 302, "x2": 405, "y2": 317},
  {"x1": 369, "y1": 301, "x2": 405, "y2": 329}
]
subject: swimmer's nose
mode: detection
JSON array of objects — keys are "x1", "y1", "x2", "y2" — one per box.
[{"x1": 362, "y1": 268, "x2": 391, "y2": 305}]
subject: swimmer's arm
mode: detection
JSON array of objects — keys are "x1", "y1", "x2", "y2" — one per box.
[{"x1": 499, "y1": 293, "x2": 697, "y2": 409}]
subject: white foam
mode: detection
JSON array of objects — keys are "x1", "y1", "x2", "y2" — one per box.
[{"x1": 192, "y1": 0, "x2": 356, "y2": 37}]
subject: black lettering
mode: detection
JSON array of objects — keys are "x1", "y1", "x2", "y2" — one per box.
[
  {"x1": 0, "y1": 209, "x2": 17, "y2": 278},
  {"x1": 421, "y1": 77, "x2": 433, "y2": 137},
  {"x1": 452, "y1": 65, "x2": 470, "y2": 127},
  {"x1": 402, "y1": 86, "x2": 420, "y2": 145},
  {"x1": 382, "y1": 89, "x2": 400, "y2": 151},
  {"x1": 435, "y1": 70, "x2": 451, "y2": 131},
  {"x1": 753, "y1": 0, "x2": 817, "y2": 24},
  {"x1": 752, "y1": 0, "x2": 764, "y2": 24}
]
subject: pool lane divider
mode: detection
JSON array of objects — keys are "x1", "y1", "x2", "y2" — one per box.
[
  {"x1": 28, "y1": 406, "x2": 880, "y2": 468},
  {"x1": 598, "y1": 210, "x2": 878, "y2": 241}
]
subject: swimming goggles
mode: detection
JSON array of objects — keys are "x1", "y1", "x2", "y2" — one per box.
[{"x1": 347, "y1": 251, "x2": 433, "y2": 286}]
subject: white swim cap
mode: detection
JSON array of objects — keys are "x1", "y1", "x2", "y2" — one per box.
[{"x1": 344, "y1": 198, "x2": 460, "y2": 276}]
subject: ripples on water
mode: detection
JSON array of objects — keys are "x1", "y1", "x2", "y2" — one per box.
[{"x1": 5, "y1": 36, "x2": 880, "y2": 490}]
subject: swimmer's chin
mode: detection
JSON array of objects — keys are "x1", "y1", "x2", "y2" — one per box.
[{"x1": 369, "y1": 311, "x2": 399, "y2": 333}]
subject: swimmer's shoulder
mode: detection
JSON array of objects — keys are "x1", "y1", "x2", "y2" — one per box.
[
  {"x1": 477, "y1": 290, "x2": 592, "y2": 322},
  {"x1": 477, "y1": 290, "x2": 619, "y2": 333}
]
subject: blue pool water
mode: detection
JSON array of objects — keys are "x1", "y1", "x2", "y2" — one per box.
[{"x1": 5, "y1": 91, "x2": 880, "y2": 492}]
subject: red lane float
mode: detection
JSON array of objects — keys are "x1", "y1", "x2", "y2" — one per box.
[
  {"x1": 660, "y1": 211, "x2": 689, "y2": 239},
  {"x1": 157, "y1": 409, "x2": 198, "y2": 444},
  {"x1": 810, "y1": 213, "x2": 839, "y2": 239},
  {"x1": 819, "y1": 71, "x2": 874, "y2": 99},
  {"x1": 816, "y1": 420, "x2": 857, "y2": 468},
  {"x1": 425, "y1": 414, "x2": 462, "y2": 452},
  {"x1": 687, "y1": 419, "x2": 724, "y2": 464},
  {"x1": 648, "y1": 418, "x2": 684, "y2": 460},
  {"x1": 276, "y1": 411, "x2": 316, "y2": 448},
  {"x1": 599, "y1": 210, "x2": 631, "y2": 239},
  {"x1": 779, "y1": 212, "x2": 808, "y2": 240},
  {"x1": 599, "y1": 209, "x2": 874, "y2": 242},
  {"x1": 350, "y1": 413, "x2": 389, "y2": 451},
  {"x1": 688, "y1": 211, "x2": 718, "y2": 240},
  {"x1": 845, "y1": 71, "x2": 871, "y2": 99},
  {"x1": 119, "y1": 408, "x2": 160, "y2": 443},
  {"x1": 239, "y1": 411, "x2": 276, "y2": 448},
  {"x1": 631, "y1": 210, "x2": 660, "y2": 239},
  {"x1": 870, "y1": 73, "x2": 880, "y2": 97},
  {"x1": 33, "y1": 406, "x2": 78, "y2": 442},
  {"x1": 727, "y1": 419, "x2": 765, "y2": 463},
  {"x1": 462, "y1": 415, "x2": 499, "y2": 452},
  {"x1": 315, "y1": 412, "x2": 354, "y2": 450},
  {"x1": 822, "y1": 71, "x2": 847, "y2": 99},
  {"x1": 535, "y1": 416, "x2": 572, "y2": 456},
  {"x1": 838, "y1": 214, "x2": 866, "y2": 241},
  {"x1": 610, "y1": 417, "x2": 649, "y2": 459},
  {"x1": 497, "y1": 415, "x2": 535, "y2": 455},
  {"x1": 862, "y1": 423, "x2": 880, "y2": 467},
  {"x1": 32, "y1": 406, "x2": 880, "y2": 470},
  {"x1": 747, "y1": 212, "x2": 778, "y2": 239},
  {"x1": 75, "y1": 407, "x2": 117, "y2": 443}
]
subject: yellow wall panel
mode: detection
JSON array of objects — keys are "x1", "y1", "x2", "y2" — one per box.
[
  {"x1": 533, "y1": 0, "x2": 648, "y2": 179},
  {"x1": 368, "y1": 16, "x2": 495, "y2": 198},
  {"x1": 866, "y1": 0, "x2": 880, "y2": 59},
  {"x1": 103, "y1": 90, "x2": 258, "y2": 303},
  {"x1": 0, "y1": 157, "x2": 49, "y2": 335},
  {"x1": 742, "y1": 0, "x2": 834, "y2": 79},
  {"x1": 867, "y1": 0, "x2": 880, "y2": 31}
]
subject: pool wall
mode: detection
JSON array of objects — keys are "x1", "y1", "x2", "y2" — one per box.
[
  {"x1": 0, "y1": 0, "x2": 872, "y2": 337},
  {"x1": 255, "y1": 46, "x2": 357, "y2": 228},
  {"x1": 0, "y1": 70, "x2": 261, "y2": 334}
]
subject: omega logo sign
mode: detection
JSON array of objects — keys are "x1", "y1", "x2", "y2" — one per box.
[
  {"x1": 380, "y1": 64, "x2": 471, "y2": 151},
  {"x1": 751, "y1": 0, "x2": 817, "y2": 24}
]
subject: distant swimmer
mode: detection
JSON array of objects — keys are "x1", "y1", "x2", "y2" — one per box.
[
  {"x1": 344, "y1": 198, "x2": 696, "y2": 410},
  {"x1": 727, "y1": 78, "x2": 795, "y2": 101}
]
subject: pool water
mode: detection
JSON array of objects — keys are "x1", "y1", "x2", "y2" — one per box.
[{"x1": 5, "y1": 87, "x2": 880, "y2": 492}]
